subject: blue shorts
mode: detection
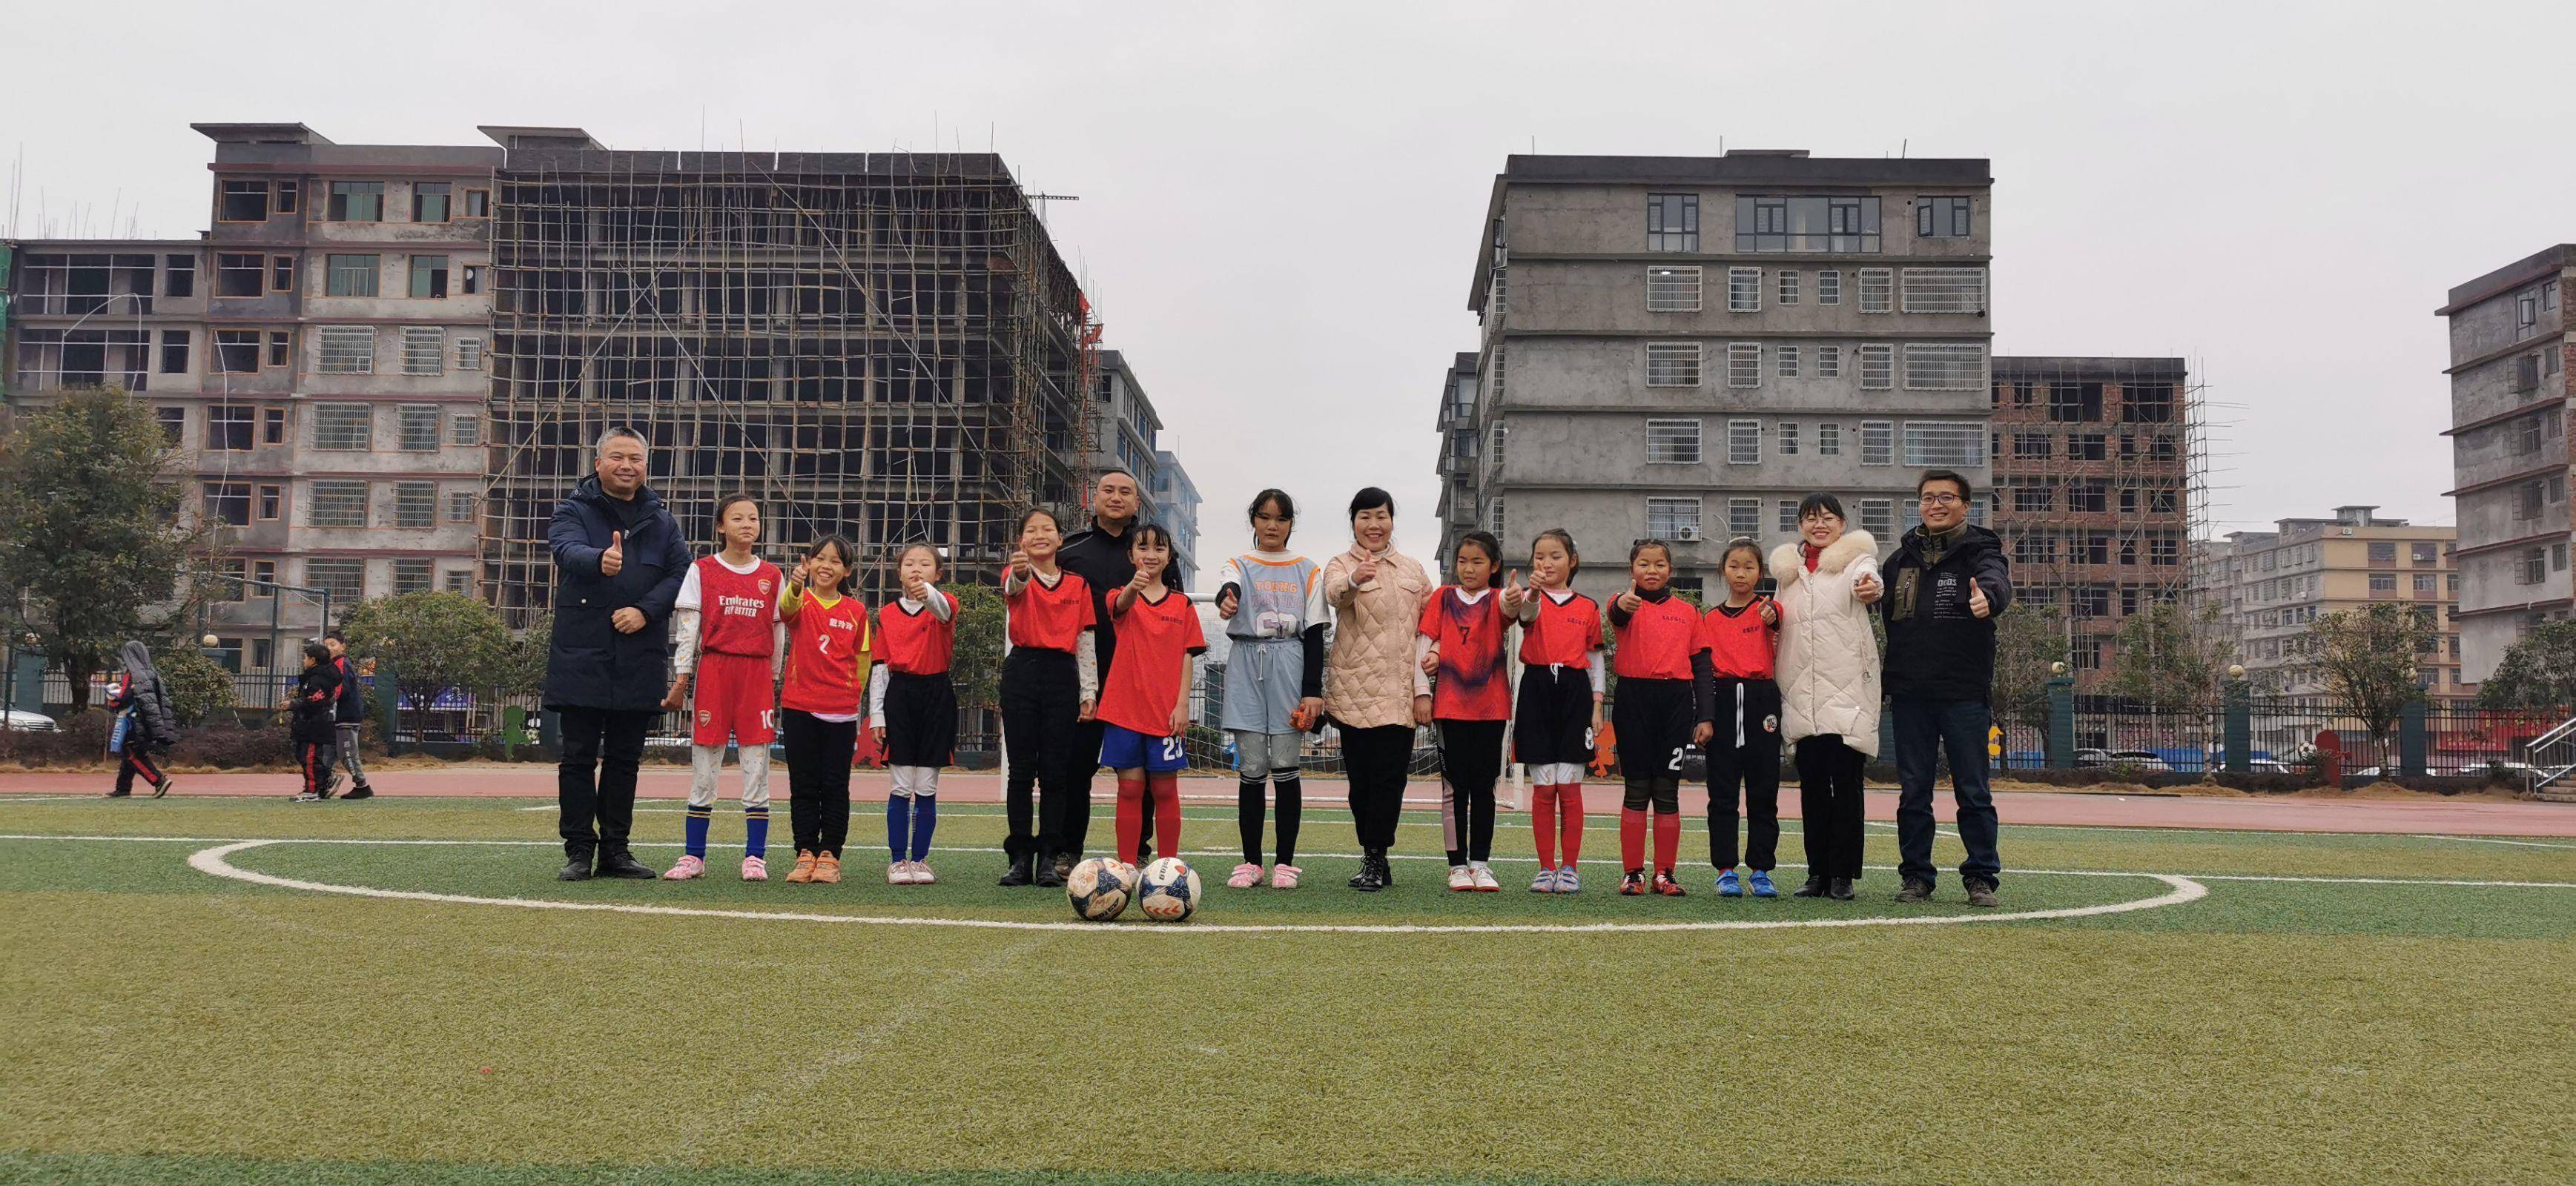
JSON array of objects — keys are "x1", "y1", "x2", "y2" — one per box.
[{"x1": 1100, "y1": 723, "x2": 1188, "y2": 773}]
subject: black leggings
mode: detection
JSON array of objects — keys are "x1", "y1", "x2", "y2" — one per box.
[
  {"x1": 1436, "y1": 719, "x2": 1505, "y2": 864},
  {"x1": 1000, "y1": 648, "x2": 1080, "y2": 864},
  {"x1": 1340, "y1": 723, "x2": 1414, "y2": 849},
  {"x1": 1238, "y1": 775, "x2": 1303, "y2": 867},
  {"x1": 1620, "y1": 776, "x2": 1680, "y2": 813},
  {"x1": 116, "y1": 748, "x2": 166, "y2": 795},
  {"x1": 780, "y1": 709, "x2": 856, "y2": 857},
  {"x1": 1795, "y1": 735, "x2": 1867, "y2": 880}
]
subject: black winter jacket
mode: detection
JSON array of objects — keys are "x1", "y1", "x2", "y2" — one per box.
[
  {"x1": 542, "y1": 476, "x2": 690, "y2": 712},
  {"x1": 291, "y1": 663, "x2": 343, "y2": 746},
  {"x1": 1880, "y1": 523, "x2": 2015, "y2": 702},
  {"x1": 108, "y1": 641, "x2": 179, "y2": 752},
  {"x1": 333, "y1": 655, "x2": 367, "y2": 723}
]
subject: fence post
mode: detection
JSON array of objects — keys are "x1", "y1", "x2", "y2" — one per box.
[
  {"x1": 2224, "y1": 678, "x2": 2251, "y2": 774},
  {"x1": 2045, "y1": 667, "x2": 2075, "y2": 770},
  {"x1": 2399, "y1": 696, "x2": 2428, "y2": 778}
]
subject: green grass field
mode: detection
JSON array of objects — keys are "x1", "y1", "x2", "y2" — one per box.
[{"x1": 2, "y1": 793, "x2": 2572, "y2": 1185}]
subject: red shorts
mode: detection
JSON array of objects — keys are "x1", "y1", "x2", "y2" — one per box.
[{"x1": 691, "y1": 652, "x2": 777, "y2": 746}]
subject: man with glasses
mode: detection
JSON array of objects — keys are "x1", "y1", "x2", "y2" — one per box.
[{"x1": 1880, "y1": 468, "x2": 2013, "y2": 907}]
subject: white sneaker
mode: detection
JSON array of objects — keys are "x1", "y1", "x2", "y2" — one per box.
[
  {"x1": 1470, "y1": 862, "x2": 1501, "y2": 892},
  {"x1": 1447, "y1": 865, "x2": 1474, "y2": 892},
  {"x1": 888, "y1": 861, "x2": 913, "y2": 885},
  {"x1": 1530, "y1": 866, "x2": 1559, "y2": 893},
  {"x1": 911, "y1": 860, "x2": 937, "y2": 885}
]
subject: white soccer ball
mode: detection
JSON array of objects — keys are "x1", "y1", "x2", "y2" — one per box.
[
  {"x1": 1135, "y1": 857, "x2": 1202, "y2": 923},
  {"x1": 1067, "y1": 858, "x2": 1135, "y2": 922}
]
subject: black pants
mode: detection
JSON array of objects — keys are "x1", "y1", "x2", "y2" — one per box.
[
  {"x1": 116, "y1": 747, "x2": 167, "y2": 795},
  {"x1": 1795, "y1": 735, "x2": 1867, "y2": 881},
  {"x1": 1437, "y1": 719, "x2": 1505, "y2": 864},
  {"x1": 1047, "y1": 718, "x2": 1108, "y2": 859},
  {"x1": 1341, "y1": 723, "x2": 1414, "y2": 849},
  {"x1": 780, "y1": 708, "x2": 856, "y2": 857},
  {"x1": 298, "y1": 741, "x2": 336, "y2": 796},
  {"x1": 1002, "y1": 648, "x2": 1080, "y2": 864},
  {"x1": 1892, "y1": 697, "x2": 2003, "y2": 887},
  {"x1": 558, "y1": 707, "x2": 652, "y2": 860},
  {"x1": 1708, "y1": 730, "x2": 1783, "y2": 871}
]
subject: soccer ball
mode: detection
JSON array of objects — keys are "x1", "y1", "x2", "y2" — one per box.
[
  {"x1": 1066, "y1": 858, "x2": 1135, "y2": 922},
  {"x1": 1135, "y1": 857, "x2": 1201, "y2": 923}
]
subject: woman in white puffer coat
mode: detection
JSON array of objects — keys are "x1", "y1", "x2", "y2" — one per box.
[{"x1": 1768, "y1": 493, "x2": 1883, "y2": 901}]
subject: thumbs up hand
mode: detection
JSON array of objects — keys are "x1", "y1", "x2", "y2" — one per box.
[
  {"x1": 1759, "y1": 597, "x2": 1779, "y2": 626},
  {"x1": 1615, "y1": 584, "x2": 1643, "y2": 614},
  {"x1": 1968, "y1": 580, "x2": 1992, "y2": 619},
  {"x1": 1499, "y1": 570, "x2": 1525, "y2": 614},
  {"x1": 600, "y1": 531, "x2": 625, "y2": 577}
]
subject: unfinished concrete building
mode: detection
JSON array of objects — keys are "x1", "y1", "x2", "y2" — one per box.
[{"x1": 476, "y1": 129, "x2": 1097, "y2": 619}]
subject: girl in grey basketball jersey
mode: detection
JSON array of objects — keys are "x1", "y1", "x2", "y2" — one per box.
[{"x1": 1213, "y1": 489, "x2": 1329, "y2": 890}]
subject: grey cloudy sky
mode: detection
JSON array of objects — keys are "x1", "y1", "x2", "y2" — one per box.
[{"x1": 11, "y1": 0, "x2": 2569, "y2": 585}]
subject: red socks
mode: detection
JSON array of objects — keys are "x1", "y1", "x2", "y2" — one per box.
[
  {"x1": 1148, "y1": 772, "x2": 1182, "y2": 859},
  {"x1": 1530, "y1": 784, "x2": 1559, "y2": 868},
  {"x1": 1557, "y1": 785, "x2": 1584, "y2": 866},
  {"x1": 1620, "y1": 807, "x2": 1648, "y2": 873},
  {"x1": 1114, "y1": 774, "x2": 1146, "y2": 864},
  {"x1": 1653, "y1": 809, "x2": 1680, "y2": 874}
]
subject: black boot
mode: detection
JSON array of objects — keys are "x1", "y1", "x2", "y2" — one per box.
[
  {"x1": 595, "y1": 849, "x2": 656, "y2": 880},
  {"x1": 558, "y1": 851, "x2": 595, "y2": 881},
  {"x1": 1828, "y1": 877, "x2": 1855, "y2": 901},
  {"x1": 1791, "y1": 875, "x2": 1829, "y2": 898},
  {"x1": 1377, "y1": 849, "x2": 1394, "y2": 887},
  {"x1": 1350, "y1": 848, "x2": 1389, "y2": 892},
  {"x1": 997, "y1": 855, "x2": 1034, "y2": 887},
  {"x1": 1036, "y1": 853, "x2": 1069, "y2": 888}
]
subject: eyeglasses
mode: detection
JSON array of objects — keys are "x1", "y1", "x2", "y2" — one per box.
[{"x1": 1918, "y1": 493, "x2": 1963, "y2": 506}]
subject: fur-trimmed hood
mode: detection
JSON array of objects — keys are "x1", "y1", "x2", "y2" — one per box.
[{"x1": 1769, "y1": 530, "x2": 1878, "y2": 587}]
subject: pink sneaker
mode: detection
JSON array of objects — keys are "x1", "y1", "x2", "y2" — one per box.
[
  {"x1": 911, "y1": 860, "x2": 937, "y2": 885},
  {"x1": 740, "y1": 855, "x2": 767, "y2": 881},
  {"x1": 1269, "y1": 863, "x2": 1301, "y2": 889},
  {"x1": 888, "y1": 861, "x2": 913, "y2": 885},
  {"x1": 662, "y1": 855, "x2": 704, "y2": 881},
  {"x1": 1226, "y1": 862, "x2": 1264, "y2": 889}
]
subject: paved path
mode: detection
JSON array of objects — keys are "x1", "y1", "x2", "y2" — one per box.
[{"x1": 6, "y1": 766, "x2": 2572, "y2": 837}]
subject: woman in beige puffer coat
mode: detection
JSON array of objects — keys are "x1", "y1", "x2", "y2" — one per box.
[
  {"x1": 1768, "y1": 493, "x2": 1883, "y2": 901},
  {"x1": 1321, "y1": 486, "x2": 1431, "y2": 892}
]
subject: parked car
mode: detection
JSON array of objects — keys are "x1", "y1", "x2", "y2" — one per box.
[
  {"x1": 2246, "y1": 759, "x2": 2298, "y2": 775},
  {"x1": 1, "y1": 710, "x2": 58, "y2": 732},
  {"x1": 2074, "y1": 747, "x2": 2115, "y2": 768},
  {"x1": 2450, "y1": 760, "x2": 2542, "y2": 780}
]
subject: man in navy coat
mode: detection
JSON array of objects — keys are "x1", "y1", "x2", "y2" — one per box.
[{"x1": 549, "y1": 427, "x2": 690, "y2": 881}]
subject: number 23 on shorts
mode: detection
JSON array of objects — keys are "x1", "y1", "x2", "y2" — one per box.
[{"x1": 1159, "y1": 737, "x2": 1183, "y2": 763}]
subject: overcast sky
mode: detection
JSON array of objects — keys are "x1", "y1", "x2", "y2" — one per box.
[{"x1": 10, "y1": 1, "x2": 2570, "y2": 587}]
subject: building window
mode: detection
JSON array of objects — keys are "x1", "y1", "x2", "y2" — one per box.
[
  {"x1": 2414, "y1": 573, "x2": 2438, "y2": 594},
  {"x1": 1859, "y1": 499, "x2": 1895, "y2": 538},
  {"x1": 391, "y1": 559, "x2": 435, "y2": 595},
  {"x1": 1734, "y1": 195, "x2": 1880, "y2": 253},
  {"x1": 215, "y1": 252, "x2": 264, "y2": 297},
  {"x1": 461, "y1": 265, "x2": 484, "y2": 295},
  {"x1": 1817, "y1": 422, "x2": 1841, "y2": 457},
  {"x1": 1727, "y1": 342, "x2": 1761, "y2": 388},
  {"x1": 461, "y1": 188, "x2": 491, "y2": 218},
  {"x1": 1646, "y1": 193, "x2": 1700, "y2": 252},
  {"x1": 2557, "y1": 543, "x2": 2572, "y2": 572},
  {"x1": 1899, "y1": 267, "x2": 1986, "y2": 314},
  {"x1": 413, "y1": 182, "x2": 451, "y2": 223},
  {"x1": 392, "y1": 483, "x2": 436, "y2": 529},
  {"x1": 401, "y1": 328, "x2": 444, "y2": 376},
  {"x1": 309, "y1": 481, "x2": 370, "y2": 528},
  {"x1": 306, "y1": 558, "x2": 365, "y2": 605},
  {"x1": 1777, "y1": 500, "x2": 1799, "y2": 533},
  {"x1": 2012, "y1": 432, "x2": 2052, "y2": 460},
  {"x1": 1777, "y1": 270, "x2": 1800, "y2": 306},
  {"x1": 1487, "y1": 497, "x2": 1505, "y2": 542},
  {"x1": 1728, "y1": 420, "x2": 1763, "y2": 465},
  {"x1": 1645, "y1": 265, "x2": 1703, "y2": 312},
  {"x1": 2069, "y1": 433, "x2": 2108, "y2": 461},
  {"x1": 397, "y1": 405, "x2": 443, "y2": 451},
  {"x1": 1645, "y1": 419, "x2": 1702, "y2": 464},
  {"x1": 1817, "y1": 268, "x2": 1842, "y2": 305},
  {"x1": 450, "y1": 412, "x2": 481, "y2": 447},
  {"x1": 265, "y1": 331, "x2": 291, "y2": 368},
  {"x1": 269, "y1": 256, "x2": 296, "y2": 293},
  {"x1": 1916, "y1": 196, "x2": 1973, "y2": 238},
  {"x1": 1859, "y1": 344, "x2": 1895, "y2": 390},
  {"x1": 153, "y1": 407, "x2": 185, "y2": 444},
  {"x1": 157, "y1": 330, "x2": 191, "y2": 374},
  {"x1": 1728, "y1": 498, "x2": 1760, "y2": 537},
  {"x1": 314, "y1": 404, "x2": 373, "y2": 451},
  {"x1": 317, "y1": 326, "x2": 377, "y2": 374},
  {"x1": 1817, "y1": 345, "x2": 1840, "y2": 378},
  {"x1": 1645, "y1": 342, "x2": 1702, "y2": 388},
  {"x1": 456, "y1": 337, "x2": 485, "y2": 371},
  {"x1": 2518, "y1": 291, "x2": 2540, "y2": 332},
  {"x1": 409, "y1": 254, "x2": 450, "y2": 298},
  {"x1": 443, "y1": 569, "x2": 474, "y2": 594},
  {"x1": 1902, "y1": 342, "x2": 1984, "y2": 390},
  {"x1": 202, "y1": 482, "x2": 251, "y2": 527},
  {"x1": 2069, "y1": 480, "x2": 2108, "y2": 512},
  {"x1": 2123, "y1": 383, "x2": 2176, "y2": 423},
  {"x1": 1727, "y1": 267, "x2": 1762, "y2": 312},
  {"x1": 1901, "y1": 421, "x2": 1982, "y2": 467},
  {"x1": 163, "y1": 254, "x2": 195, "y2": 297},
  {"x1": 1775, "y1": 343, "x2": 1800, "y2": 378},
  {"x1": 1860, "y1": 421, "x2": 1894, "y2": 466},
  {"x1": 2368, "y1": 572, "x2": 2397, "y2": 593},
  {"x1": 2048, "y1": 382, "x2": 2104, "y2": 422},
  {"x1": 1645, "y1": 497, "x2": 1703, "y2": 539},
  {"x1": 218, "y1": 179, "x2": 268, "y2": 222},
  {"x1": 1857, "y1": 268, "x2": 1893, "y2": 313},
  {"x1": 206, "y1": 405, "x2": 257, "y2": 451},
  {"x1": 447, "y1": 491, "x2": 478, "y2": 524},
  {"x1": 1779, "y1": 420, "x2": 1800, "y2": 456},
  {"x1": 2015, "y1": 486, "x2": 2054, "y2": 512},
  {"x1": 214, "y1": 331, "x2": 260, "y2": 374},
  {"x1": 328, "y1": 181, "x2": 385, "y2": 222},
  {"x1": 257, "y1": 484, "x2": 283, "y2": 520},
  {"x1": 274, "y1": 180, "x2": 300, "y2": 215},
  {"x1": 326, "y1": 254, "x2": 380, "y2": 296}
]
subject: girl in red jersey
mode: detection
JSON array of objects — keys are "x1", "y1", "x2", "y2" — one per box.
[
  {"x1": 661, "y1": 494, "x2": 786, "y2": 881},
  {"x1": 870, "y1": 543, "x2": 959, "y2": 885},
  {"x1": 1416, "y1": 529, "x2": 1513, "y2": 892},
  {"x1": 776, "y1": 535, "x2": 867, "y2": 885},
  {"x1": 998, "y1": 507, "x2": 1097, "y2": 889},
  {"x1": 1608, "y1": 538, "x2": 1712, "y2": 897},
  {"x1": 1095, "y1": 523, "x2": 1206, "y2": 867},
  {"x1": 1694, "y1": 537, "x2": 1785, "y2": 899},
  {"x1": 1507, "y1": 528, "x2": 1604, "y2": 894}
]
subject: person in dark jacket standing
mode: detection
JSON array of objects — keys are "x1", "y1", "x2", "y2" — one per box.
[
  {"x1": 105, "y1": 640, "x2": 178, "y2": 798},
  {"x1": 291, "y1": 642, "x2": 343, "y2": 803},
  {"x1": 1043, "y1": 468, "x2": 1140, "y2": 884},
  {"x1": 321, "y1": 632, "x2": 374, "y2": 801},
  {"x1": 547, "y1": 427, "x2": 690, "y2": 881},
  {"x1": 1881, "y1": 468, "x2": 2014, "y2": 907}
]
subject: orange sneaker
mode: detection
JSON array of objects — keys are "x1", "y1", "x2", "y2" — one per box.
[
  {"x1": 785, "y1": 850, "x2": 818, "y2": 884},
  {"x1": 812, "y1": 853, "x2": 842, "y2": 884}
]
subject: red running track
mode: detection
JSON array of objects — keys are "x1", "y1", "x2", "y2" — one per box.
[{"x1": 4, "y1": 766, "x2": 2572, "y2": 837}]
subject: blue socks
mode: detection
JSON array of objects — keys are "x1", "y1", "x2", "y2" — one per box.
[
  {"x1": 744, "y1": 805, "x2": 769, "y2": 860},
  {"x1": 684, "y1": 806, "x2": 711, "y2": 859},
  {"x1": 885, "y1": 795, "x2": 939, "y2": 861},
  {"x1": 910, "y1": 795, "x2": 937, "y2": 861}
]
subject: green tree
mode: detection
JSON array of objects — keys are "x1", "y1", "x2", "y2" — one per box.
[
  {"x1": 945, "y1": 583, "x2": 1006, "y2": 712},
  {"x1": 2104, "y1": 601, "x2": 2236, "y2": 712},
  {"x1": 337, "y1": 592, "x2": 513, "y2": 715},
  {"x1": 2305, "y1": 603, "x2": 2434, "y2": 743},
  {"x1": 495, "y1": 611, "x2": 553, "y2": 700},
  {"x1": 2476, "y1": 621, "x2": 2576, "y2": 710},
  {"x1": 1992, "y1": 605, "x2": 2070, "y2": 730},
  {"x1": 153, "y1": 642, "x2": 237, "y2": 726},
  {"x1": 0, "y1": 388, "x2": 223, "y2": 711}
]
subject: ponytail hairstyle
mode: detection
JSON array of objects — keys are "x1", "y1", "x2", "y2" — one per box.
[
  {"x1": 711, "y1": 491, "x2": 760, "y2": 543},
  {"x1": 1247, "y1": 488, "x2": 1296, "y2": 525},
  {"x1": 1129, "y1": 522, "x2": 1183, "y2": 592},
  {"x1": 1720, "y1": 535, "x2": 1765, "y2": 571},
  {"x1": 894, "y1": 542, "x2": 945, "y2": 581},
  {"x1": 802, "y1": 534, "x2": 854, "y2": 596},
  {"x1": 1532, "y1": 527, "x2": 1580, "y2": 578},
  {"x1": 1454, "y1": 529, "x2": 1502, "y2": 571},
  {"x1": 1018, "y1": 506, "x2": 1063, "y2": 537},
  {"x1": 1628, "y1": 538, "x2": 1673, "y2": 567}
]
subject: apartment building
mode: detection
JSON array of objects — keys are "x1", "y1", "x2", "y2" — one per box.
[
  {"x1": 2440, "y1": 245, "x2": 2573, "y2": 682},
  {"x1": 1152, "y1": 448, "x2": 1202, "y2": 591},
  {"x1": 1433, "y1": 351, "x2": 1480, "y2": 567},
  {"x1": 1989, "y1": 356, "x2": 2193, "y2": 687},
  {"x1": 1455, "y1": 151, "x2": 1994, "y2": 599},
  {"x1": 2193, "y1": 506, "x2": 2464, "y2": 702}
]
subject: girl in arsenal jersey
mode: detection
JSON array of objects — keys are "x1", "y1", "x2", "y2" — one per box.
[
  {"x1": 998, "y1": 507, "x2": 1097, "y2": 889},
  {"x1": 1608, "y1": 538, "x2": 1713, "y2": 897},
  {"x1": 1696, "y1": 537, "x2": 1785, "y2": 898},
  {"x1": 1510, "y1": 529, "x2": 1605, "y2": 894},
  {"x1": 777, "y1": 535, "x2": 867, "y2": 885},
  {"x1": 661, "y1": 494, "x2": 786, "y2": 881},
  {"x1": 1416, "y1": 529, "x2": 1513, "y2": 892},
  {"x1": 870, "y1": 544, "x2": 959, "y2": 886},
  {"x1": 1095, "y1": 523, "x2": 1206, "y2": 866}
]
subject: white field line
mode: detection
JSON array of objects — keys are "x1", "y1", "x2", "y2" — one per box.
[{"x1": 180, "y1": 838, "x2": 2210, "y2": 935}]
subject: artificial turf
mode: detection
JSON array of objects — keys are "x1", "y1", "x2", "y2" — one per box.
[{"x1": 1, "y1": 794, "x2": 2571, "y2": 1185}]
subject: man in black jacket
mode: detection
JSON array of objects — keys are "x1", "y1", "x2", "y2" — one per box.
[
  {"x1": 1880, "y1": 469, "x2": 2013, "y2": 907},
  {"x1": 1043, "y1": 468, "x2": 1140, "y2": 885},
  {"x1": 546, "y1": 427, "x2": 690, "y2": 881},
  {"x1": 322, "y1": 632, "x2": 374, "y2": 801}
]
